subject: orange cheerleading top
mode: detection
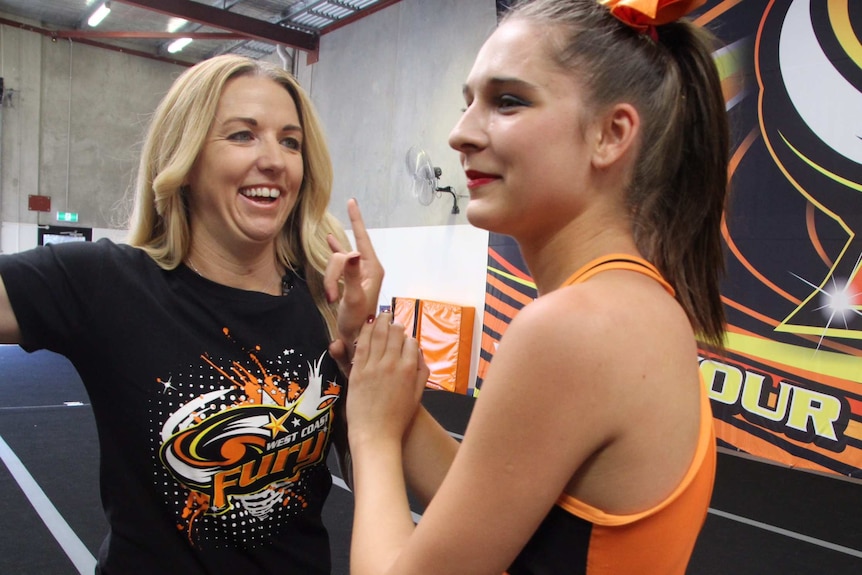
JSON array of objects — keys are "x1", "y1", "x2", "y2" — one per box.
[{"x1": 507, "y1": 254, "x2": 717, "y2": 575}]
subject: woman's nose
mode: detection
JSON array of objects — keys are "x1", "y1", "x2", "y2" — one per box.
[
  {"x1": 448, "y1": 106, "x2": 485, "y2": 153},
  {"x1": 257, "y1": 137, "x2": 287, "y2": 172}
]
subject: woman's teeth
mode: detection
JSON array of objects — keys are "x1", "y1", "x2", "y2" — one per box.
[{"x1": 241, "y1": 187, "x2": 281, "y2": 199}]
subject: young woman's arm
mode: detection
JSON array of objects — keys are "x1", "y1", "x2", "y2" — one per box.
[
  {"x1": 401, "y1": 405, "x2": 460, "y2": 507},
  {"x1": 347, "y1": 291, "x2": 624, "y2": 575}
]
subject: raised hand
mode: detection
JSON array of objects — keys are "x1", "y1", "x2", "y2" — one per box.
[
  {"x1": 347, "y1": 313, "x2": 429, "y2": 446},
  {"x1": 324, "y1": 199, "x2": 385, "y2": 370}
]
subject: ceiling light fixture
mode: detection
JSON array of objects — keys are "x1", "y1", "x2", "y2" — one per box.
[
  {"x1": 87, "y1": 2, "x2": 112, "y2": 28},
  {"x1": 167, "y1": 17, "x2": 188, "y2": 33},
  {"x1": 167, "y1": 38, "x2": 193, "y2": 54}
]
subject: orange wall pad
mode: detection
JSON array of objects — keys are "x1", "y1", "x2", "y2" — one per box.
[{"x1": 392, "y1": 297, "x2": 475, "y2": 395}]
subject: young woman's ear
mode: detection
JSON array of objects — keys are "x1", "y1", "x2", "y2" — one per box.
[{"x1": 591, "y1": 103, "x2": 639, "y2": 170}]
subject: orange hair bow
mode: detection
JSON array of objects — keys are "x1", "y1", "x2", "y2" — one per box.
[{"x1": 599, "y1": 0, "x2": 706, "y2": 33}]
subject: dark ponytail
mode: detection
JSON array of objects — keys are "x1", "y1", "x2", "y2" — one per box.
[
  {"x1": 634, "y1": 22, "x2": 730, "y2": 348},
  {"x1": 506, "y1": 0, "x2": 730, "y2": 347}
]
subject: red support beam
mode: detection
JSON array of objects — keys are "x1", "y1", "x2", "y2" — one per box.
[
  {"x1": 52, "y1": 31, "x2": 246, "y2": 40},
  {"x1": 113, "y1": 0, "x2": 319, "y2": 52},
  {"x1": 0, "y1": 17, "x2": 195, "y2": 67}
]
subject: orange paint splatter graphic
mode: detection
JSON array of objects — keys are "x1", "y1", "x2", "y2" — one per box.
[{"x1": 156, "y1": 334, "x2": 343, "y2": 547}]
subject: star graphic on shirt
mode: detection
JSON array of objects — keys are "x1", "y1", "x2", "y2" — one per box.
[
  {"x1": 264, "y1": 412, "x2": 290, "y2": 438},
  {"x1": 292, "y1": 417, "x2": 302, "y2": 428},
  {"x1": 158, "y1": 376, "x2": 175, "y2": 394}
]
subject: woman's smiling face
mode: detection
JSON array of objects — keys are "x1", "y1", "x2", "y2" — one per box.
[
  {"x1": 449, "y1": 19, "x2": 598, "y2": 243},
  {"x1": 185, "y1": 74, "x2": 305, "y2": 251}
]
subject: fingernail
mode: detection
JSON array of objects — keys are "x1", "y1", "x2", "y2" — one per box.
[
  {"x1": 347, "y1": 254, "x2": 360, "y2": 266},
  {"x1": 366, "y1": 315, "x2": 375, "y2": 323}
]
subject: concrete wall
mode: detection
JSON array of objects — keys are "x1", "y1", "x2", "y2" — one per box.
[{"x1": 0, "y1": 12, "x2": 184, "y2": 244}]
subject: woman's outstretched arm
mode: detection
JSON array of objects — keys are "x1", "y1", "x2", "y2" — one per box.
[{"x1": 0, "y1": 277, "x2": 21, "y2": 343}]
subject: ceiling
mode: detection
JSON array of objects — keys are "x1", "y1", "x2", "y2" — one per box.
[{"x1": 0, "y1": 0, "x2": 401, "y2": 66}]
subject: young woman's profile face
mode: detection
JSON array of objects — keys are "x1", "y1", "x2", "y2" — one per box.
[
  {"x1": 449, "y1": 19, "x2": 598, "y2": 243},
  {"x1": 185, "y1": 74, "x2": 305, "y2": 250}
]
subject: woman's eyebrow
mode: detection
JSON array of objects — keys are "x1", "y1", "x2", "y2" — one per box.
[
  {"x1": 218, "y1": 116, "x2": 302, "y2": 132},
  {"x1": 463, "y1": 76, "x2": 535, "y2": 97}
]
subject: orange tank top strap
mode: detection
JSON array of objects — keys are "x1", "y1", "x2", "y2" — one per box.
[{"x1": 562, "y1": 253, "x2": 675, "y2": 297}]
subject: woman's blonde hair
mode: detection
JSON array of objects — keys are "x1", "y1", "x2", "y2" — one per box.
[{"x1": 127, "y1": 54, "x2": 348, "y2": 337}]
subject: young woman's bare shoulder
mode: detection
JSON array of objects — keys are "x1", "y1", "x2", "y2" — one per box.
[
  {"x1": 510, "y1": 281, "x2": 631, "y2": 344},
  {"x1": 489, "y1": 284, "x2": 626, "y2": 388},
  {"x1": 497, "y1": 276, "x2": 694, "y2": 397},
  {"x1": 544, "y1": 271, "x2": 692, "y2": 346}
]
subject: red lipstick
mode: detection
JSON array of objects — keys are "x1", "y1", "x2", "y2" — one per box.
[{"x1": 464, "y1": 170, "x2": 499, "y2": 190}]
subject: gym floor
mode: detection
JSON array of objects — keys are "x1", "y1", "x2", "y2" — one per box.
[{"x1": 0, "y1": 346, "x2": 859, "y2": 574}]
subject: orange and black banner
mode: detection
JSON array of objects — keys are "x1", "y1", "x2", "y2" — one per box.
[{"x1": 481, "y1": 0, "x2": 861, "y2": 478}]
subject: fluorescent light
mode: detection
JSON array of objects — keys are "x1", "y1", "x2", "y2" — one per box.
[
  {"x1": 167, "y1": 17, "x2": 188, "y2": 33},
  {"x1": 87, "y1": 3, "x2": 111, "y2": 28},
  {"x1": 167, "y1": 38, "x2": 193, "y2": 54}
]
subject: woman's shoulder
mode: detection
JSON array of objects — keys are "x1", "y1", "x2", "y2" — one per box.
[
  {"x1": 509, "y1": 277, "x2": 644, "y2": 346},
  {"x1": 91, "y1": 237, "x2": 145, "y2": 257},
  {"x1": 546, "y1": 268, "x2": 691, "y2": 340},
  {"x1": 503, "y1": 272, "x2": 696, "y2": 389},
  {"x1": 488, "y1": 287, "x2": 618, "y2": 387},
  {"x1": 25, "y1": 239, "x2": 161, "y2": 286},
  {"x1": 37, "y1": 236, "x2": 139, "y2": 255}
]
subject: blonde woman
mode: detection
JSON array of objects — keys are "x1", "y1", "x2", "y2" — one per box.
[{"x1": 0, "y1": 55, "x2": 380, "y2": 573}]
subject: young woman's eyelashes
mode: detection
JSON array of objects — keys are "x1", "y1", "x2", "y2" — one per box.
[
  {"x1": 496, "y1": 93, "x2": 530, "y2": 111},
  {"x1": 459, "y1": 93, "x2": 530, "y2": 114}
]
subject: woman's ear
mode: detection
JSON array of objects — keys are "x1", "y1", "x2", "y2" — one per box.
[{"x1": 591, "y1": 103, "x2": 639, "y2": 170}]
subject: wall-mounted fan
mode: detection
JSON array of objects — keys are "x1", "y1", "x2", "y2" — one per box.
[{"x1": 405, "y1": 145, "x2": 460, "y2": 214}]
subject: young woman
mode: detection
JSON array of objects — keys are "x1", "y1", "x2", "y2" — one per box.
[
  {"x1": 345, "y1": 0, "x2": 728, "y2": 573},
  {"x1": 0, "y1": 55, "x2": 381, "y2": 573}
]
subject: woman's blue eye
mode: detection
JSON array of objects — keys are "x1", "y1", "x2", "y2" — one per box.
[
  {"x1": 282, "y1": 137, "x2": 301, "y2": 150},
  {"x1": 228, "y1": 131, "x2": 254, "y2": 142}
]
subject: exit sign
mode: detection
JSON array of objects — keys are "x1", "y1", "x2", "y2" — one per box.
[{"x1": 56, "y1": 211, "x2": 79, "y2": 223}]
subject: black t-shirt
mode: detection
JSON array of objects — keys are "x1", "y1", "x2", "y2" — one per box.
[{"x1": 0, "y1": 239, "x2": 344, "y2": 574}]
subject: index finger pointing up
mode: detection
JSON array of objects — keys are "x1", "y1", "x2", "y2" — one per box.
[{"x1": 346, "y1": 198, "x2": 378, "y2": 262}]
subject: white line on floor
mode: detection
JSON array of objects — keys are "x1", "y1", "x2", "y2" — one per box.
[
  {"x1": 0, "y1": 435, "x2": 97, "y2": 574},
  {"x1": 0, "y1": 403, "x2": 91, "y2": 410},
  {"x1": 707, "y1": 507, "x2": 862, "y2": 558}
]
